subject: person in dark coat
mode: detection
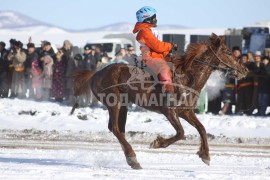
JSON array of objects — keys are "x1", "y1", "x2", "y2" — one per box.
[
  {"x1": 257, "y1": 56, "x2": 270, "y2": 116},
  {"x1": 0, "y1": 41, "x2": 9, "y2": 98},
  {"x1": 25, "y1": 43, "x2": 38, "y2": 99},
  {"x1": 82, "y1": 44, "x2": 99, "y2": 107},
  {"x1": 6, "y1": 39, "x2": 17, "y2": 97},
  {"x1": 65, "y1": 54, "x2": 76, "y2": 105},
  {"x1": 61, "y1": 40, "x2": 80, "y2": 59},
  {"x1": 51, "y1": 50, "x2": 66, "y2": 102},
  {"x1": 82, "y1": 44, "x2": 97, "y2": 71},
  {"x1": 236, "y1": 54, "x2": 258, "y2": 115}
]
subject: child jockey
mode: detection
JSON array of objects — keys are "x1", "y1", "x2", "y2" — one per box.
[{"x1": 133, "y1": 6, "x2": 177, "y2": 106}]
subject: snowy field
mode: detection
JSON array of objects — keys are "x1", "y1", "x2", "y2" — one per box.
[{"x1": 0, "y1": 98, "x2": 270, "y2": 179}]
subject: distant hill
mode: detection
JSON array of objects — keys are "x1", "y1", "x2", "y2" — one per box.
[{"x1": 0, "y1": 11, "x2": 53, "y2": 29}]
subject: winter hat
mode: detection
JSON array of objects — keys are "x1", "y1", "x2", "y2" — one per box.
[
  {"x1": 232, "y1": 46, "x2": 241, "y2": 52},
  {"x1": 27, "y1": 43, "x2": 35, "y2": 49},
  {"x1": 84, "y1": 44, "x2": 92, "y2": 50},
  {"x1": 44, "y1": 41, "x2": 51, "y2": 46},
  {"x1": 255, "y1": 51, "x2": 262, "y2": 56},
  {"x1": 0, "y1": 41, "x2": 5, "y2": 48},
  {"x1": 9, "y1": 39, "x2": 16, "y2": 45},
  {"x1": 63, "y1": 40, "x2": 72, "y2": 46},
  {"x1": 14, "y1": 41, "x2": 23, "y2": 48}
]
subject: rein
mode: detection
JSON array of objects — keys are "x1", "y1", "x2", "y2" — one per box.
[{"x1": 194, "y1": 46, "x2": 236, "y2": 77}]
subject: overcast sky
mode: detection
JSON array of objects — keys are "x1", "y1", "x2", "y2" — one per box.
[{"x1": 1, "y1": 0, "x2": 270, "y2": 30}]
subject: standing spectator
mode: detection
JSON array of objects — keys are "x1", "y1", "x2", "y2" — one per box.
[
  {"x1": 61, "y1": 40, "x2": 80, "y2": 59},
  {"x1": 6, "y1": 39, "x2": 17, "y2": 97},
  {"x1": 39, "y1": 41, "x2": 55, "y2": 62},
  {"x1": 36, "y1": 40, "x2": 47, "y2": 57},
  {"x1": 82, "y1": 44, "x2": 97, "y2": 71},
  {"x1": 51, "y1": 50, "x2": 66, "y2": 102},
  {"x1": 25, "y1": 43, "x2": 38, "y2": 98},
  {"x1": 31, "y1": 60, "x2": 43, "y2": 101},
  {"x1": 73, "y1": 53, "x2": 89, "y2": 107},
  {"x1": 7, "y1": 41, "x2": 27, "y2": 99},
  {"x1": 257, "y1": 56, "x2": 270, "y2": 116},
  {"x1": 65, "y1": 54, "x2": 76, "y2": 105},
  {"x1": 41, "y1": 55, "x2": 54, "y2": 101},
  {"x1": 235, "y1": 54, "x2": 258, "y2": 115},
  {"x1": 0, "y1": 41, "x2": 9, "y2": 98},
  {"x1": 124, "y1": 45, "x2": 137, "y2": 65}
]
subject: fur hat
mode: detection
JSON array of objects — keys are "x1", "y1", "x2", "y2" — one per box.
[
  {"x1": 14, "y1": 41, "x2": 23, "y2": 48},
  {"x1": 27, "y1": 43, "x2": 35, "y2": 49},
  {"x1": 255, "y1": 51, "x2": 262, "y2": 56},
  {"x1": 0, "y1": 41, "x2": 5, "y2": 48},
  {"x1": 63, "y1": 40, "x2": 72, "y2": 46},
  {"x1": 232, "y1": 46, "x2": 241, "y2": 52},
  {"x1": 9, "y1": 39, "x2": 16, "y2": 45}
]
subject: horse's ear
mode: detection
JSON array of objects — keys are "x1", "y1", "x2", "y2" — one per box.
[
  {"x1": 219, "y1": 36, "x2": 225, "y2": 44},
  {"x1": 209, "y1": 33, "x2": 222, "y2": 47}
]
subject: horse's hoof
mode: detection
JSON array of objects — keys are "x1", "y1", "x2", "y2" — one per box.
[
  {"x1": 150, "y1": 140, "x2": 160, "y2": 149},
  {"x1": 131, "y1": 164, "x2": 143, "y2": 170},
  {"x1": 202, "y1": 158, "x2": 210, "y2": 166},
  {"x1": 126, "y1": 156, "x2": 142, "y2": 170}
]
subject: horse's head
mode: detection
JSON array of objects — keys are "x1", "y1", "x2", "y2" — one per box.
[{"x1": 206, "y1": 33, "x2": 248, "y2": 79}]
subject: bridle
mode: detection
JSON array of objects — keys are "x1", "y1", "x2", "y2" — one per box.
[{"x1": 194, "y1": 46, "x2": 237, "y2": 77}]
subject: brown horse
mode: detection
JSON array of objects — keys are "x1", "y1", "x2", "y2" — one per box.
[{"x1": 70, "y1": 33, "x2": 248, "y2": 169}]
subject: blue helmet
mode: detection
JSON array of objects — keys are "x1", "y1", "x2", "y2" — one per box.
[{"x1": 136, "y1": 6, "x2": 156, "y2": 23}]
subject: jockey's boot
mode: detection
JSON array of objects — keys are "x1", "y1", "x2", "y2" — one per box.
[{"x1": 163, "y1": 92, "x2": 176, "y2": 107}]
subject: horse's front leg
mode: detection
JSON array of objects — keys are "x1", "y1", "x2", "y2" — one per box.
[
  {"x1": 180, "y1": 110, "x2": 210, "y2": 165},
  {"x1": 150, "y1": 108, "x2": 185, "y2": 148}
]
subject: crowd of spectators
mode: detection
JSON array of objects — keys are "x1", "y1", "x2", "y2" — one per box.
[
  {"x1": 0, "y1": 38, "x2": 137, "y2": 107},
  {"x1": 208, "y1": 46, "x2": 270, "y2": 116}
]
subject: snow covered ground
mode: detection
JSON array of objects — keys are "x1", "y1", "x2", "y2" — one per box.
[{"x1": 0, "y1": 98, "x2": 270, "y2": 179}]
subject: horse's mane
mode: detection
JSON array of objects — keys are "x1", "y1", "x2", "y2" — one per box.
[{"x1": 179, "y1": 43, "x2": 208, "y2": 72}]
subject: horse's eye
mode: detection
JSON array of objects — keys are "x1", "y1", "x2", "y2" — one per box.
[{"x1": 227, "y1": 52, "x2": 232, "y2": 56}]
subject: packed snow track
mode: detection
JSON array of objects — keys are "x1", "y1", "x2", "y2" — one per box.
[{"x1": 0, "y1": 131, "x2": 269, "y2": 179}]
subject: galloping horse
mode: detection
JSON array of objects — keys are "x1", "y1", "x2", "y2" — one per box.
[{"x1": 70, "y1": 33, "x2": 248, "y2": 169}]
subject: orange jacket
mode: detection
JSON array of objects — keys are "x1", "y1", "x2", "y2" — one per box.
[{"x1": 133, "y1": 22, "x2": 172, "y2": 59}]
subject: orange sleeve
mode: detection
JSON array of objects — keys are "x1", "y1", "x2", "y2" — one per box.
[{"x1": 138, "y1": 28, "x2": 172, "y2": 53}]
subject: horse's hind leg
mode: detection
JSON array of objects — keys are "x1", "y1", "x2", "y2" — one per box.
[
  {"x1": 150, "y1": 109, "x2": 185, "y2": 148},
  {"x1": 180, "y1": 110, "x2": 210, "y2": 165},
  {"x1": 107, "y1": 104, "x2": 142, "y2": 169}
]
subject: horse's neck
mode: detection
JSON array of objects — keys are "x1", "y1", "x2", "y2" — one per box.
[{"x1": 176, "y1": 62, "x2": 213, "y2": 93}]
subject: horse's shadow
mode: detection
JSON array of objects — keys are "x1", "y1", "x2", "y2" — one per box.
[{"x1": 0, "y1": 157, "x2": 88, "y2": 168}]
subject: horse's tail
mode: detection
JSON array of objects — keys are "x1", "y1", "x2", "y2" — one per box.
[{"x1": 69, "y1": 69, "x2": 95, "y2": 115}]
